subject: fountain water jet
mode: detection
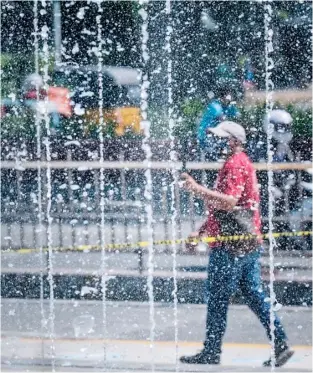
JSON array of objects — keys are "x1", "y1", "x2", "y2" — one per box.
[
  {"x1": 264, "y1": 1, "x2": 276, "y2": 370},
  {"x1": 165, "y1": 0, "x2": 179, "y2": 370},
  {"x1": 139, "y1": 0, "x2": 156, "y2": 370},
  {"x1": 33, "y1": 0, "x2": 46, "y2": 363},
  {"x1": 40, "y1": 4, "x2": 55, "y2": 369},
  {"x1": 96, "y1": 0, "x2": 107, "y2": 367}
]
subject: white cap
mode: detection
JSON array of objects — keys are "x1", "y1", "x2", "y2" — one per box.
[
  {"x1": 23, "y1": 73, "x2": 43, "y2": 91},
  {"x1": 263, "y1": 110, "x2": 293, "y2": 142},
  {"x1": 208, "y1": 121, "x2": 246, "y2": 143},
  {"x1": 267, "y1": 109, "x2": 293, "y2": 125}
]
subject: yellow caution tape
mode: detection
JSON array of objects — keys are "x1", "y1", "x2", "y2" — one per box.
[{"x1": 2, "y1": 230, "x2": 312, "y2": 255}]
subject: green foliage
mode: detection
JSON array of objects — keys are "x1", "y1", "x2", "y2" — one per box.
[
  {"x1": 1, "y1": 52, "x2": 56, "y2": 98},
  {"x1": 148, "y1": 106, "x2": 172, "y2": 139},
  {"x1": 286, "y1": 103, "x2": 312, "y2": 137},
  {"x1": 148, "y1": 100, "x2": 204, "y2": 141},
  {"x1": 239, "y1": 102, "x2": 312, "y2": 137},
  {"x1": 84, "y1": 118, "x2": 117, "y2": 140},
  {"x1": 169, "y1": 99, "x2": 312, "y2": 141},
  {"x1": 1, "y1": 106, "x2": 40, "y2": 140},
  {"x1": 180, "y1": 99, "x2": 204, "y2": 118},
  {"x1": 238, "y1": 104, "x2": 266, "y2": 134},
  {"x1": 173, "y1": 99, "x2": 204, "y2": 141},
  {"x1": 131, "y1": 1, "x2": 141, "y2": 17},
  {"x1": 1, "y1": 98, "x2": 311, "y2": 142},
  {"x1": 1, "y1": 54, "x2": 32, "y2": 97}
]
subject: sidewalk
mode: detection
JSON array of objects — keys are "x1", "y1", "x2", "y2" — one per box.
[
  {"x1": 1, "y1": 299, "x2": 311, "y2": 372},
  {"x1": 1, "y1": 336, "x2": 312, "y2": 372}
]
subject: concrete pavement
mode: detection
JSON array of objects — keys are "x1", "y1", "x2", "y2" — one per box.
[
  {"x1": 2, "y1": 337, "x2": 312, "y2": 372},
  {"x1": 1, "y1": 299, "x2": 312, "y2": 372}
]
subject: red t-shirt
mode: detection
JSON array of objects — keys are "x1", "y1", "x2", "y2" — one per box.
[{"x1": 201, "y1": 151, "x2": 262, "y2": 246}]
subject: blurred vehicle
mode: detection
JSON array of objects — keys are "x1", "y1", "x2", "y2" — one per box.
[
  {"x1": 0, "y1": 73, "x2": 71, "y2": 133},
  {"x1": 52, "y1": 64, "x2": 141, "y2": 136}
]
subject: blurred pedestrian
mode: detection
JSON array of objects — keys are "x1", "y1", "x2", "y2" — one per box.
[
  {"x1": 242, "y1": 57, "x2": 256, "y2": 91},
  {"x1": 197, "y1": 85, "x2": 240, "y2": 160},
  {"x1": 264, "y1": 109, "x2": 294, "y2": 163},
  {"x1": 265, "y1": 109, "x2": 295, "y2": 215},
  {"x1": 22, "y1": 73, "x2": 47, "y2": 100},
  {"x1": 180, "y1": 121, "x2": 294, "y2": 367}
]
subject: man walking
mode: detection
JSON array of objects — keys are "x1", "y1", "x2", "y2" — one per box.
[{"x1": 180, "y1": 121, "x2": 294, "y2": 367}]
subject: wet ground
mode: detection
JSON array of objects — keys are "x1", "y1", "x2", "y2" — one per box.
[{"x1": 1, "y1": 299, "x2": 312, "y2": 372}]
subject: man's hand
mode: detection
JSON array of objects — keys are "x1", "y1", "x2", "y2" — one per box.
[
  {"x1": 185, "y1": 231, "x2": 200, "y2": 254},
  {"x1": 180, "y1": 173, "x2": 200, "y2": 193}
]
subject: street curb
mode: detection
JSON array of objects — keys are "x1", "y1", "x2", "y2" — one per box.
[{"x1": 1, "y1": 272, "x2": 311, "y2": 306}]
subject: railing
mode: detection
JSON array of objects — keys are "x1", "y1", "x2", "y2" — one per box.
[{"x1": 1, "y1": 158, "x2": 312, "y2": 253}]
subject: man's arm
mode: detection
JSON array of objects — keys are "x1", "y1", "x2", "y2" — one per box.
[
  {"x1": 198, "y1": 219, "x2": 208, "y2": 235},
  {"x1": 181, "y1": 172, "x2": 241, "y2": 211},
  {"x1": 188, "y1": 182, "x2": 238, "y2": 210}
]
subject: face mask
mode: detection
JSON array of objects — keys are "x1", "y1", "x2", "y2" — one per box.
[{"x1": 216, "y1": 138, "x2": 229, "y2": 158}]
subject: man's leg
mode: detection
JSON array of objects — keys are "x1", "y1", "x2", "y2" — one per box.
[
  {"x1": 240, "y1": 250, "x2": 294, "y2": 367},
  {"x1": 204, "y1": 249, "x2": 243, "y2": 354},
  {"x1": 180, "y1": 248, "x2": 242, "y2": 364}
]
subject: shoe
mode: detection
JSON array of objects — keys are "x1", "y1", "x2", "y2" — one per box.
[
  {"x1": 263, "y1": 344, "x2": 294, "y2": 367},
  {"x1": 180, "y1": 349, "x2": 220, "y2": 365}
]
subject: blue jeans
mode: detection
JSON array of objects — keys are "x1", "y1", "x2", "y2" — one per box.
[{"x1": 204, "y1": 247, "x2": 288, "y2": 354}]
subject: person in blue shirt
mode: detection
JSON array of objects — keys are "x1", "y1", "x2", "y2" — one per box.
[{"x1": 198, "y1": 85, "x2": 240, "y2": 160}]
